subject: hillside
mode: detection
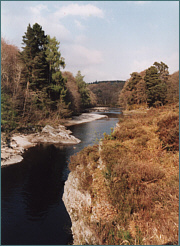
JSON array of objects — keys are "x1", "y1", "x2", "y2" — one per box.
[
  {"x1": 63, "y1": 103, "x2": 179, "y2": 245},
  {"x1": 88, "y1": 80, "x2": 125, "y2": 106}
]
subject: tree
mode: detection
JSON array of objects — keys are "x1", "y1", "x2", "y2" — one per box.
[
  {"x1": 19, "y1": 23, "x2": 49, "y2": 117},
  {"x1": 144, "y1": 66, "x2": 167, "y2": 107},
  {"x1": 1, "y1": 38, "x2": 24, "y2": 130},
  {"x1": 20, "y1": 23, "x2": 49, "y2": 90},
  {"x1": 44, "y1": 35, "x2": 68, "y2": 112},
  {"x1": 45, "y1": 35, "x2": 65, "y2": 83},
  {"x1": 127, "y1": 72, "x2": 142, "y2": 91},
  {"x1": 62, "y1": 71, "x2": 82, "y2": 114},
  {"x1": 166, "y1": 71, "x2": 179, "y2": 104},
  {"x1": 19, "y1": 23, "x2": 70, "y2": 118},
  {"x1": 119, "y1": 72, "x2": 144, "y2": 107},
  {"x1": 153, "y1": 61, "x2": 169, "y2": 82},
  {"x1": 75, "y1": 71, "x2": 91, "y2": 109}
]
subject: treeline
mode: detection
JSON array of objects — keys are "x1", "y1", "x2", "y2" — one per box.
[
  {"x1": 89, "y1": 80, "x2": 125, "y2": 85},
  {"x1": 119, "y1": 61, "x2": 179, "y2": 109},
  {"x1": 88, "y1": 81, "x2": 125, "y2": 106},
  {"x1": 1, "y1": 23, "x2": 96, "y2": 132}
]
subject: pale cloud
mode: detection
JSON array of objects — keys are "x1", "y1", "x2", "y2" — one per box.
[
  {"x1": 131, "y1": 60, "x2": 153, "y2": 74},
  {"x1": 134, "y1": 1, "x2": 151, "y2": 5},
  {"x1": 130, "y1": 51, "x2": 179, "y2": 77},
  {"x1": 64, "y1": 44, "x2": 104, "y2": 66},
  {"x1": 28, "y1": 5, "x2": 72, "y2": 43},
  {"x1": 29, "y1": 4, "x2": 49, "y2": 15},
  {"x1": 74, "y1": 20, "x2": 85, "y2": 30},
  {"x1": 82, "y1": 67, "x2": 109, "y2": 83},
  {"x1": 163, "y1": 52, "x2": 179, "y2": 74},
  {"x1": 62, "y1": 44, "x2": 104, "y2": 81},
  {"x1": 54, "y1": 3, "x2": 104, "y2": 19},
  {"x1": 1, "y1": 1, "x2": 178, "y2": 83},
  {"x1": 75, "y1": 35, "x2": 88, "y2": 44}
]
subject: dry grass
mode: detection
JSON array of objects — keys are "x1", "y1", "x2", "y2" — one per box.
[{"x1": 68, "y1": 104, "x2": 179, "y2": 245}]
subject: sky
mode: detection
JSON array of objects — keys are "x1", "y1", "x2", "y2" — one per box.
[{"x1": 1, "y1": 1, "x2": 179, "y2": 83}]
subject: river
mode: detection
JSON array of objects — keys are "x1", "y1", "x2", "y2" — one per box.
[{"x1": 1, "y1": 108, "x2": 122, "y2": 245}]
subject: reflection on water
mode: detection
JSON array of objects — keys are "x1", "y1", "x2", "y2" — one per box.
[
  {"x1": 1, "y1": 108, "x2": 122, "y2": 245},
  {"x1": 2, "y1": 144, "x2": 73, "y2": 245}
]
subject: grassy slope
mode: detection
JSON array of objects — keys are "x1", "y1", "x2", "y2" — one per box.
[{"x1": 69, "y1": 103, "x2": 179, "y2": 245}]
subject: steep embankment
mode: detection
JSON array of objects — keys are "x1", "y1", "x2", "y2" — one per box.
[{"x1": 63, "y1": 104, "x2": 179, "y2": 245}]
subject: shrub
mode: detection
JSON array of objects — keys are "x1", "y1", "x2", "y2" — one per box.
[{"x1": 157, "y1": 114, "x2": 179, "y2": 151}]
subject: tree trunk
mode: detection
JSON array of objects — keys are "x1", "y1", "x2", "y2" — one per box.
[{"x1": 22, "y1": 80, "x2": 29, "y2": 118}]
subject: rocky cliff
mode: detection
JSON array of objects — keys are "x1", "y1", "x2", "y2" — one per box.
[
  {"x1": 62, "y1": 105, "x2": 179, "y2": 245},
  {"x1": 63, "y1": 141, "x2": 118, "y2": 245}
]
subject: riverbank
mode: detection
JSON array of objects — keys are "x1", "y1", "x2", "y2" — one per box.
[
  {"x1": 64, "y1": 113, "x2": 108, "y2": 126},
  {"x1": 1, "y1": 124, "x2": 81, "y2": 167},
  {"x1": 1, "y1": 112, "x2": 108, "y2": 167},
  {"x1": 63, "y1": 104, "x2": 179, "y2": 245}
]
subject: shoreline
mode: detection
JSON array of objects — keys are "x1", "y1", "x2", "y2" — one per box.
[
  {"x1": 1, "y1": 112, "x2": 108, "y2": 167},
  {"x1": 64, "y1": 113, "x2": 108, "y2": 126}
]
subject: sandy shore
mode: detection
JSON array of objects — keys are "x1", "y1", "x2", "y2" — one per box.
[{"x1": 1, "y1": 113, "x2": 108, "y2": 167}]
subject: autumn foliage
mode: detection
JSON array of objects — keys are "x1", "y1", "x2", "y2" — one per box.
[
  {"x1": 1, "y1": 24, "x2": 96, "y2": 132},
  {"x1": 69, "y1": 104, "x2": 179, "y2": 245}
]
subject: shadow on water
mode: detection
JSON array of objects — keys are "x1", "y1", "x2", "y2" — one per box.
[
  {"x1": 1, "y1": 108, "x2": 122, "y2": 245},
  {"x1": 1, "y1": 144, "x2": 73, "y2": 245}
]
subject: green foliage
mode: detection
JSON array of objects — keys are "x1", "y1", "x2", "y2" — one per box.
[
  {"x1": 45, "y1": 35, "x2": 65, "y2": 74},
  {"x1": 18, "y1": 23, "x2": 70, "y2": 122},
  {"x1": 1, "y1": 93, "x2": 19, "y2": 131},
  {"x1": 128, "y1": 72, "x2": 142, "y2": 91},
  {"x1": 20, "y1": 23, "x2": 49, "y2": 90},
  {"x1": 75, "y1": 71, "x2": 91, "y2": 109},
  {"x1": 119, "y1": 61, "x2": 170, "y2": 109},
  {"x1": 144, "y1": 66, "x2": 167, "y2": 107},
  {"x1": 153, "y1": 61, "x2": 169, "y2": 82}
]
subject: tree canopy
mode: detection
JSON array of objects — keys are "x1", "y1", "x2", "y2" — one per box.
[
  {"x1": 119, "y1": 61, "x2": 170, "y2": 109},
  {"x1": 144, "y1": 65, "x2": 167, "y2": 107},
  {"x1": 1, "y1": 23, "x2": 97, "y2": 132},
  {"x1": 75, "y1": 71, "x2": 91, "y2": 109}
]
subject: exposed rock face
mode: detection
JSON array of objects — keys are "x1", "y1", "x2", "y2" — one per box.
[
  {"x1": 63, "y1": 171, "x2": 98, "y2": 245},
  {"x1": 63, "y1": 141, "x2": 117, "y2": 245},
  {"x1": 32, "y1": 125, "x2": 81, "y2": 145},
  {"x1": 1, "y1": 125, "x2": 80, "y2": 167}
]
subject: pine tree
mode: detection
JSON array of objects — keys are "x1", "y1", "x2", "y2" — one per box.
[
  {"x1": 20, "y1": 23, "x2": 49, "y2": 90},
  {"x1": 45, "y1": 35, "x2": 68, "y2": 111},
  {"x1": 45, "y1": 35, "x2": 65, "y2": 83},
  {"x1": 19, "y1": 23, "x2": 50, "y2": 117}
]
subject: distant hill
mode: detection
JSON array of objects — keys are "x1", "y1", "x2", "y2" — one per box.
[
  {"x1": 89, "y1": 80, "x2": 125, "y2": 85},
  {"x1": 88, "y1": 80, "x2": 125, "y2": 106}
]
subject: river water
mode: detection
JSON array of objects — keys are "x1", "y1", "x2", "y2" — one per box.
[{"x1": 1, "y1": 108, "x2": 122, "y2": 245}]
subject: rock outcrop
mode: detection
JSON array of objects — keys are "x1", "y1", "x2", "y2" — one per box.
[
  {"x1": 63, "y1": 171, "x2": 97, "y2": 245},
  {"x1": 1, "y1": 125, "x2": 80, "y2": 167},
  {"x1": 63, "y1": 141, "x2": 117, "y2": 245}
]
